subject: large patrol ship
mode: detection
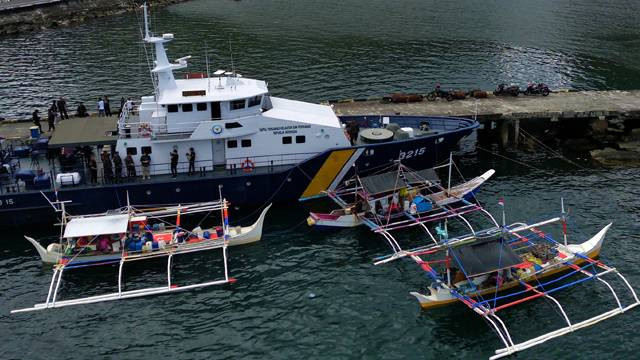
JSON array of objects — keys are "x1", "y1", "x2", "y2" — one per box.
[{"x1": 0, "y1": 4, "x2": 477, "y2": 227}]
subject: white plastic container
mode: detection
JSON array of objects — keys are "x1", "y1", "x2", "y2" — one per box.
[
  {"x1": 56, "y1": 172, "x2": 81, "y2": 186},
  {"x1": 400, "y1": 127, "x2": 415, "y2": 138}
]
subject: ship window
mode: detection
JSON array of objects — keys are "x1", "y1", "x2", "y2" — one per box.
[
  {"x1": 141, "y1": 146, "x2": 152, "y2": 155},
  {"x1": 167, "y1": 104, "x2": 178, "y2": 113},
  {"x1": 126, "y1": 147, "x2": 137, "y2": 155},
  {"x1": 230, "y1": 99, "x2": 246, "y2": 110},
  {"x1": 241, "y1": 139, "x2": 252, "y2": 148},
  {"x1": 182, "y1": 103, "x2": 193, "y2": 112},
  {"x1": 225, "y1": 122, "x2": 243, "y2": 129},
  {"x1": 248, "y1": 95, "x2": 262, "y2": 107},
  {"x1": 196, "y1": 103, "x2": 207, "y2": 111},
  {"x1": 282, "y1": 136, "x2": 292, "y2": 144},
  {"x1": 296, "y1": 135, "x2": 306, "y2": 144},
  {"x1": 227, "y1": 140, "x2": 238, "y2": 148}
]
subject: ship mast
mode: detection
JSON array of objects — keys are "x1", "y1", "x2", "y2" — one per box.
[{"x1": 141, "y1": 2, "x2": 191, "y2": 94}]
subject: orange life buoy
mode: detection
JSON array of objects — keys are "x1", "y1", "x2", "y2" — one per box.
[{"x1": 241, "y1": 158, "x2": 255, "y2": 172}]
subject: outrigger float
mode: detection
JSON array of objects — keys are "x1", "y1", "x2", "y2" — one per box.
[
  {"x1": 12, "y1": 190, "x2": 270, "y2": 314},
  {"x1": 309, "y1": 160, "x2": 639, "y2": 358}
]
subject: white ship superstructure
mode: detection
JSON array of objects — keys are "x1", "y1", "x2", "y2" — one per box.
[{"x1": 117, "y1": 4, "x2": 348, "y2": 174}]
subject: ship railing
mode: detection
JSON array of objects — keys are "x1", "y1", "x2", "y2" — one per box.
[
  {"x1": 118, "y1": 113, "x2": 265, "y2": 140},
  {"x1": 226, "y1": 152, "x2": 318, "y2": 170}
]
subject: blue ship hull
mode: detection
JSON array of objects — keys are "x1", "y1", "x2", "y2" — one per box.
[{"x1": 0, "y1": 116, "x2": 477, "y2": 227}]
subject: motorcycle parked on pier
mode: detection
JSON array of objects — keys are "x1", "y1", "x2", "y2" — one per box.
[
  {"x1": 493, "y1": 83, "x2": 520, "y2": 96},
  {"x1": 426, "y1": 84, "x2": 466, "y2": 101},
  {"x1": 524, "y1": 82, "x2": 550, "y2": 96}
]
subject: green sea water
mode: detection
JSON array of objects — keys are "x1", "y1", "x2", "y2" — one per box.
[{"x1": 1, "y1": 1, "x2": 640, "y2": 359}]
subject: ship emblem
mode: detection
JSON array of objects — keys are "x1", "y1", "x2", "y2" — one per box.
[{"x1": 212, "y1": 125, "x2": 223, "y2": 135}]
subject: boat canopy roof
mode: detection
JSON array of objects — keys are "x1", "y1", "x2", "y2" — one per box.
[
  {"x1": 360, "y1": 168, "x2": 440, "y2": 195},
  {"x1": 404, "y1": 168, "x2": 440, "y2": 185},
  {"x1": 64, "y1": 214, "x2": 129, "y2": 238},
  {"x1": 360, "y1": 172, "x2": 407, "y2": 195},
  {"x1": 450, "y1": 238, "x2": 522, "y2": 277}
]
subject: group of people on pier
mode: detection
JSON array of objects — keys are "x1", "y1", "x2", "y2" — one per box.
[{"x1": 31, "y1": 95, "x2": 136, "y2": 134}]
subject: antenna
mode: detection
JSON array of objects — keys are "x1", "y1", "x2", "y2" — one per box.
[
  {"x1": 142, "y1": 2, "x2": 150, "y2": 40},
  {"x1": 228, "y1": 39, "x2": 236, "y2": 89},
  {"x1": 205, "y1": 42, "x2": 211, "y2": 94}
]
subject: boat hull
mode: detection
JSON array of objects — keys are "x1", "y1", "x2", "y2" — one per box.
[
  {"x1": 0, "y1": 115, "x2": 477, "y2": 228},
  {"x1": 28, "y1": 204, "x2": 271, "y2": 265},
  {"x1": 410, "y1": 224, "x2": 610, "y2": 309}
]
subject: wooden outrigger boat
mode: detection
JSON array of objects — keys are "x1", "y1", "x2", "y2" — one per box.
[
  {"x1": 369, "y1": 198, "x2": 639, "y2": 358},
  {"x1": 24, "y1": 198, "x2": 271, "y2": 266},
  {"x1": 307, "y1": 157, "x2": 495, "y2": 229},
  {"x1": 12, "y1": 190, "x2": 271, "y2": 314},
  {"x1": 309, "y1": 158, "x2": 639, "y2": 358}
]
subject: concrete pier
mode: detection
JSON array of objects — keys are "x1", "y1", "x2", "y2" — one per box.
[{"x1": 330, "y1": 90, "x2": 640, "y2": 146}]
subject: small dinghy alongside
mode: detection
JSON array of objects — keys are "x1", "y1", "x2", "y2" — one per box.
[{"x1": 12, "y1": 190, "x2": 271, "y2": 313}]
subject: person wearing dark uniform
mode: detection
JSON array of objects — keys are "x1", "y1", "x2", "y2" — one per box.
[
  {"x1": 170, "y1": 149, "x2": 179, "y2": 177},
  {"x1": 57, "y1": 97, "x2": 68, "y2": 119},
  {"x1": 104, "y1": 96, "x2": 112, "y2": 116},
  {"x1": 101, "y1": 150, "x2": 113, "y2": 183},
  {"x1": 125, "y1": 154, "x2": 136, "y2": 178},
  {"x1": 89, "y1": 155, "x2": 98, "y2": 184},
  {"x1": 187, "y1": 148, "x2": 196, "y2": 175},
  {"x1": 346, "y1": 120, "x2": 359, "y2": 146},
  {"x1": 47, "y1": 107, "x2": 55, "y2": 131},
  {"x1": 140, "y1": 152, "x2": 151, "y2": 179},
  {"x1": 76, "y1": 102, "x2": 88, "y2": 117},
  {"x1": 32, "y1": 109, "x2": 42, "y2": 133},
  {"x1": 112, "y1": 151, "x2": 123, "y2": 183}
]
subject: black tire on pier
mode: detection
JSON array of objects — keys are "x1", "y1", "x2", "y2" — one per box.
[
  {"x1": 426, "y1": 93, "x2": 436, "y2": 101},
  {"x1": 446, "y1": 94, "x2": 454, "y2": 101},
  {"x1": 542, "y1": 89, "x2": 550, "y2": 96}
]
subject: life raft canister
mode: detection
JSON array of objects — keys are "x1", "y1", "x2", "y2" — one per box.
[{"x1": 241, "y1": 158, "x2": 255, "y2": 172}]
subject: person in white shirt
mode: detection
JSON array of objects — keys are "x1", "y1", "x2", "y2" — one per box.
[{"x1": 97, "y1": 98, "x2": 105, "y2": 117}]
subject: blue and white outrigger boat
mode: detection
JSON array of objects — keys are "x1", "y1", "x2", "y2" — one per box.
[
  {"x1": 12, "y1": 188, "x2": 268, "y2": 313},
  {"x1": 336, "y1": 177, "x2": 640, "y2": 358},
  {"x1": 307, "y1": 156, "x2": 495, "y2": 229}
]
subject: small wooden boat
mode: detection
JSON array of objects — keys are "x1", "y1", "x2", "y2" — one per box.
[
  {"x1": 12, "y1": 190, "x2": 271, "y2": 313},
  {"x1": 367, "y1": 196, "x2": 639, "y2": 359},
  {"x1": 307, "y1": 158, "x2": 494, "y2": 229},
  {"x1": 410, "y1": 222, "x2": 611, "y2": 309},
  {"x1": 25, "y1": 204, "x2": 271, "y2": 265}
]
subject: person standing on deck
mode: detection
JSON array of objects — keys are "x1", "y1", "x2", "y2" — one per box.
[
  {"x1": 170, "y1": 149, "x2": 179, "y2": 178},
  {"x1": 47, "y1": 106, "x2": 55, "y2": 131},
  {"x1": 104, "y1": 96, "x2": 112, "y2": 116},
  {"x1": 101, "y1": 150, "x2": 113, "y2": 183},
  {"x1": 97, "y1": 98, "x2": 105, "y2": 117},
  {"x1": 50, "y1": 100, "x2": 58, "y2": 120},
  {"x1": 125, "y1": 153, "x2": 136, "y2": 178},
  {"x1": 187, "y1": 148, "x2": 196, "y2": 175},
  {"x1": 140, "y1": 152, "x2": 151, "y2": 180},
  {"x1": 112, "y1": 151, "x2": 123, "y2": 183},
  {"x1": 76, "y1": 102, "x2": 88, "y2": 117},
  {"x1": 125, "y1": 97, "x2": 134, "y2": 114},
  {"x1": 32, "y1": 109, "x2": 42, "y2": 133},
  {"x1": 89, "y1": 155, "x2": 98, "y2": 184},
  {"x1": 57, "y1": 97, "x2": 68, "y2": 119}
]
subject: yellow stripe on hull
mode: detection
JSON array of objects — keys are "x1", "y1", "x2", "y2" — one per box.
[
  {"x1": 301, "y1": 149, "x2": 355, "y2": 199},
  {"x1": 419, "y1": 248, "x2": 602, "y2": 310}
]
